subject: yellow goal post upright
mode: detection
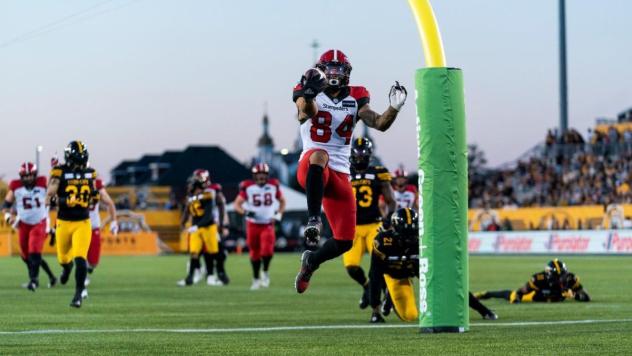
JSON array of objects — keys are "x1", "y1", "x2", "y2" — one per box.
[{"x1": 408, "y1": 0, "x2": 469, "y2": 333}]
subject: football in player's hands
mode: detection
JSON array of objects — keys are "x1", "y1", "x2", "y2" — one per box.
[
  {"x1": 389, "y1": 81, "x2": 407, "y2": 111},
  {"x1": 301, "y1": 68, "x2": 327, "y2": 100}
]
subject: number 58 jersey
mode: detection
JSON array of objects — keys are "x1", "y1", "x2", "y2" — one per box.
[
  {"x1": 50, "y1": 164, "x2": 97, "y2": 221},
  {"x1": 9, "y1": 177, "x2": 48, "y2": 225},
  {"x1": 238, "y1": 179, "x2": 283, "y2": 224},
  {"x1": 294, "y1": 85, "x2": 370, "y2": 174}
]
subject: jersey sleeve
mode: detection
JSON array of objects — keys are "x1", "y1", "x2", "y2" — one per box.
[
  {"x1": 238, "y1": 180, "x2": 251, "y2": 199},
  {"x1": 270, "y1": 179, "x2": 283, "y2": 199},
  {"x1": 372, "y1": 233, "x2": 387, "y2": 261},
  {"x1": 350, "y1": 86, "x2": 370, "y2": 110},
  {"x1": 293, "y1": 83, "x2": 304, "y2": 102},
  {"x1": 374, "y1": 166, "x2": 392, "y2": 182},
  {"x1": 95, "y1": 178, "x2": 104, "y2": 190},
  {"x1": 8, "y1": 180, "x2": 22, "y2": 192},
  {"x1": 35, "y1": 176, "x2": 47, "y2": 188},
  {"x1": 50, "y1": 167, "x2": 63, "y2": 179}
]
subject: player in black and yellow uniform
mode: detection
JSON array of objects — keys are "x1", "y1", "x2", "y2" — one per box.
[
  {"x1": 344, "y1": 137, "x2": 397, "y2": 309},
  {"x1": 177, "y1": 170, "x2": 224, "y2": 287},
  {"x1": 475, "y1": 259, "x2": 590, "y2": 303},
  {"x1": 46, "y1": 141, "x2": 97, "y2": 308},
  {"x1": 369, "y1": 208, "x2": 498, "y2": 323}
]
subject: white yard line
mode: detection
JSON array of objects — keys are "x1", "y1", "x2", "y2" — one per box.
[{"x1": 0, "y1": 318, "x2": 630, "y2": 335}]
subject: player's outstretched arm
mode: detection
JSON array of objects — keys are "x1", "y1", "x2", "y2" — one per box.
[
  {"x1": 216, "y1": 192, "x2": 226, "y2": 230},
  {"x1": 294, "y1": 68, "x2": 326, "y2": 121},
  {"x1": 2, "y1": 190, "x2": 15, "y2": 224},
  {"x1": 380, "y1": 182, "x2": 397, "y2": 217},
  {"x1": 100, "y1": 188, "x2": 118, "y2": 234},
  {"x1": 359, "y1": 82, "x2": 407, "y2": 132},
  {"x1": 45, "y1": 177, "x2": 60, "y2": 207}
]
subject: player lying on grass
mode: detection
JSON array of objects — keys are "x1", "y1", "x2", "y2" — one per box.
[
  {"x1": 475, "y1": 258, "x2": 590, "y2": 303},
  {"x1": 369, "y1": 208, "x2": 497, "y2": 323}
]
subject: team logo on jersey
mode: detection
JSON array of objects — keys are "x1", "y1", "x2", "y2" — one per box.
[
  {"x1": 64, "y1": 173, "x2": 74, "y2": 179},
  {"x1": 342, "y1": 100, "x2": 356, "y2": 108}
]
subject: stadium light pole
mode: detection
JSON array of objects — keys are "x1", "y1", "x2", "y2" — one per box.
[
  {"x1": 408, "y1": 0, "x2": 469, "y2": 333},
  {"x1": 36, "y1": 145, "x2": 43, "y2": 170},
  {"x1": 559, "y1": 0, "x2": 568, "y2": 134}
]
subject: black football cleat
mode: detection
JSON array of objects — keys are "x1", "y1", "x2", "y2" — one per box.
[
  {"x1": 381, "y1": 292, "x2": 393, "y2": 316},
  {"x1": 304, "y1": 216, "x2": 322, "y2": 246},
  {"x1": 359, "y1": 286, "x2": 370, "y2": 309},
  {"x1": 370, "y1": 312, "x2": 385, "y2": 323},
  {"x1": 48, "y1": 276, "x2": 57, "y2": 288},
  {"x1": 26, "y1": 280, "x2": 38, "y2": 292},
  {"x1": 60, "y1": 269, "x2": 71, "y2": 285},
  {"x1": 218, "y1": 272, "x2": 230, "y2": 286},
  {"x1": 483, "y1": 311, "x2": 498, "y2": 320},
  {"x1": 295, "y1": 250, "x2": 316, "y2": 294},
  {"x1": 70, "y1": 292, "x2": 83, "y2": 308}
]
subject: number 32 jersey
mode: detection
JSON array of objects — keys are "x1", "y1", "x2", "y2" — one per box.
[
  {"x1": 294, "y1": 85, "x2": 370, "y2": 174},
  {"x1": 9, "y1": 177, "x2": 48, "y2": 225},
  {"x1": 238, "y1": 179, "x2": 283, "y2": 224},
  {"x1": 50, "y1": 164, "x2": 98, "y2": 221}
]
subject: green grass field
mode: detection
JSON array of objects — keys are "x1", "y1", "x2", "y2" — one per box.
[{"x1": 0, "y1": 254, "x2": 630, "y2": 355}]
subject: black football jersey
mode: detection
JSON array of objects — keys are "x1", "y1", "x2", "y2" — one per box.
[
  {"x1": 525, "y1": 271, "x2": 582, "y2": 302},
  {"x1": 372, "y1": 231, "x2": 418, "y2": 280},
  {"x1": 351, "y1": 165, "x2": 391, "y2": 225},
  {"x1": 50, "y1": 164, "x2": 97, "y2": 221},
  {"x1": 187, "y1": 188, "x2": 216, "y2": 227}
]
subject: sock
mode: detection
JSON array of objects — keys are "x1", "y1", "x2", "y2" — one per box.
[
  {"x1": 485, "y1": 290, "x2": 513, "y2": 300},
  {"x1": 40, "y1": 258, "x2": 55, "y2": 279},
  {"x1": 216, "y1": 242, "x2": 226, "y2": 274},
  {"x1": 28, "y1": 253, "x2": 42, "y2": 283},
  {"x1": 203, "y1": 253, "x2": 216, "y2": 275},
  {"x1": 309, "y1": 239, "x2": 353, "y2": 268},
  {"x1": 262, "y1": 256, "x2": 272, "y2": 272},
  {"x1": 306, "y1": 165, "x2": 324, "y2": 217},
  {"x1": 187, "y1": 257, "x2": 200, "y2": 281},
  {"x1": 346, "y1": 266, "x2": 368, "y2": 287},
  {"x1": 469, "y1": 292, "x2": 493, "y2": 316},
  {"x1": 74, "y1": 257, "x2": 87, "y2": 293},
  {"x1": 251, "y1": 259, "x2": 261, "y2": 279}
]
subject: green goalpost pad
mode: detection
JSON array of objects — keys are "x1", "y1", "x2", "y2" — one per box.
[{"x1": 415, "y1": 67, "x2": 469, "y2": 333}]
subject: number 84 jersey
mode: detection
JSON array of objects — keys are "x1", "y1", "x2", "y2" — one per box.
[
  {"x1": 294, "y1": 85, "x2": 371, "y2": 174},
  {"x1": 9, "y1": 177, "x2": 48, "y2": 225},
  {"x1": 238, "y1": 179, "x2": 283, "y2": 224}
]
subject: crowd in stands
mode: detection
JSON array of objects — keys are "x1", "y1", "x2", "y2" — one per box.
[{"x1": 470, "y1": 126, "x2": 632, "y2": 210}]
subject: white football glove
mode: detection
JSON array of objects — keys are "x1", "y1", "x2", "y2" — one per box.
[
  {"x1": 45, "y1": 217, "x2": 51, "y2": 233},
  {"x1": 389, "y1": 81, "x2": 407, "y2": 111},
  {"x1": 187, "y1": 225, "x2": 198, "y2": 233},
  {"x1": 273, "y1": 212, "x2": 283, "y2": 222},
  {"x1": 110, "y1": 220, "x2": 119, "y2": 235},
  {"x1": 4, "y1": 212, "x2": 12, "y2": 225}
]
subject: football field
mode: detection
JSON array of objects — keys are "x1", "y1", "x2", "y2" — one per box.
[{"x1": 0, "y1": 254, "x2": 630, "y2": 355}]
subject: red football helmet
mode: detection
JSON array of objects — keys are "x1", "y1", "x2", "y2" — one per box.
[
  {"x1": 19, "y1": 162, "x2": 37, "y2": 177},
  {"x1": 393, "y1": 168, "x2": 407, "y2": 178},
  {"x1": 316, "y1": 49, "x2": 352, "y2": 88},
  {"x1": 191, "y1": 169, "x2": 211, "y2": 185},
  {"x1": 251, "y1": 163, "x2": 270, "y2": 175}
]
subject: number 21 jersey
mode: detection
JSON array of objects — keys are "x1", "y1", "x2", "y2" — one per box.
[
  {"x1": 294, "y1": 85, "x2": 370, "y2": 174},
  {"x1": 50, "y1": 164, "x2": 97, "y2": 221}
]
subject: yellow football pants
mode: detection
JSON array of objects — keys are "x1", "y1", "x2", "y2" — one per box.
[
  {"x1": 343, "y1": 222, "x2": 382, "y2": 267},
  {"x1": 510, "y1": 290, "x2": 536, "y2": 303},
  {"x1": 56, "y1": 219, "x2": 92, "y2": 264},
  {"x1": 384, "y1": 274, "x2": 418, "y2": 322},
  {"x1": 189, "y1": 224, "x2": 219, "y2": 255}
]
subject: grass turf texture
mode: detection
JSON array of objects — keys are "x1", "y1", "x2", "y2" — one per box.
[{"x1": 0, "y1": 254, "x2": 630, "y2": 355}]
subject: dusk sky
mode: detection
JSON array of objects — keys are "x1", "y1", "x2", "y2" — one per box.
[{"x1": 1, "y1": 0, "x2": 631, "y2": 182}]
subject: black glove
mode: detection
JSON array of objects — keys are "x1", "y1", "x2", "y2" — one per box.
[
  {"x1": 300, "y1": 68, "x2": 327, "y2": 100},
  {"x1": 370, "y1": 311, "x2": 385, "y2": 324},
  {"x1": 575, "y1": 290, "x2": 591, "y2": 302},
  {"x1": 246, "y1": 211, "x2": 256, "y2": 218},
  {"x1": 381, "y1": 212, "x2": 394, "y2": 231},
  {"x1": 49, "y1": 228, "x2": 56, "y2": 247}
]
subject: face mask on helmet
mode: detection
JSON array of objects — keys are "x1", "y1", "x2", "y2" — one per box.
[
  {"x1": 350, "y1": 150, "x2": 371, "y2": 171},
  {"x1": 20, "y1": 173, "x2": 36, "y2": 188},
  {"x1": 254, "y1": 173, "x2": 268, "y2": 186},
  {"x1": 391, "y1": 208, "x2": 419, "y2": 237},
  {"x1": 64, "y1": 141, "x2": 89, "y2": 169},
  {"x1": 316, "y1": 63, "x2": 350, "y2": 88}
]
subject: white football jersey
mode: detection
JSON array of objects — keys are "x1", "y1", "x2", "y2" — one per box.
[
  {"x1": 89, "y1": 179, "x2": 104, "y2": 229},
  {"x1": 9, "y1": 177, "x2": 48, "y2": 225},
  {"x1": 394, "y1": 185, "x2": 418, "y2": 209},
  {"x1": 238, "y1": 179, "x2": 283, "y2": 224},
  {"x1": 296, "y1": 86, "x2": 370, "y2": 174}
]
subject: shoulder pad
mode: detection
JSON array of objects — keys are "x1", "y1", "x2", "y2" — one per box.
[
  {"x1": 9, "y1": 180, "x2": 22, "y2": 191},
  {"x1": 35, "y1": 176, "x2": 47, "y2": 188},
  {"x1": 349, "y1": 86, "x2": 370, "y2": 100}
]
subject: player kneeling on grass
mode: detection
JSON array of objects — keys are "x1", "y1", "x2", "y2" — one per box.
[
  {"x1": 369, "y1": 208, "x2": 498, "y2": 323},
  {"x1": 475, "y1": 259, "x2": 590, "y2": 303},
  {"x1": 178, "y1": 170, "x2": 225, "y2": 287},
  {"x1": 234, "y1": 163, "x2": 286, "y2": 290}
]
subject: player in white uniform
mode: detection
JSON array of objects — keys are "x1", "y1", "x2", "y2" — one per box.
[
  {"x1": 2, "y1": 162, "x2": 57, "y2": 291},
  {"x1": 85, "y1": 177, "x2": 118, "y2": 285},
  {"x1": 292, "y1": 49, "x2": 407, "y2": 294},
  {"x1": 392, "y1": 169, "x2": 419, "y2": 211},
  {"x1": 234, "y1": 163, "x2": 286, "y2": 290}
]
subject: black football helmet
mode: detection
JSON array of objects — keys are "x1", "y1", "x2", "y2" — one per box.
[
  {"x1": 545, "y1": 259, "x2": 568, "y2": 277},
  {"x1": 350, "y1": 137, "x2": 373, "y2": 171},
  {"x1": 64, "y1": 140, "x2": 89, "y2": 169},
  {"x1": 391, "y1": 207, "x2": 418, "y2": 236}
]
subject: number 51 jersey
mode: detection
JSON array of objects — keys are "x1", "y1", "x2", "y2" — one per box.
[
  {"x1": 9, "y1": 177, "x2": 48, "y2": 225},
  {"x1": 50, "y1": 164, "x2": 97, "y2": 221},
  {"x1": 294, "y1": 85, "x2": 370, "y2": 174}
]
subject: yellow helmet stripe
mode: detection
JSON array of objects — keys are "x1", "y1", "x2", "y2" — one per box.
[
  {"x1": 405, "y1": 208, "x2": 412, "y2": 225},
  {"x1": 553, "y1": 259, "x2": 561, "y2": 274},
  {"x1": 357, "y1": 138, "x2": 362, "y2": 146},
  {"x1": 75, "y1": 140, "x2": 84, "y2": 153}
]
